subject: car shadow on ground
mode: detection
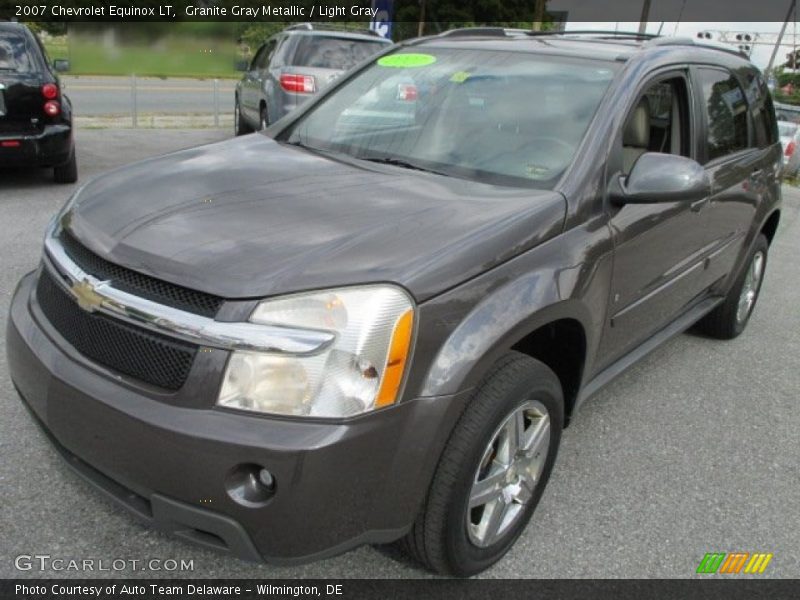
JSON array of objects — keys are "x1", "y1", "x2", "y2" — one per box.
[{"x1": 0, "y1": 167, "x2": 75, "y2": 190}]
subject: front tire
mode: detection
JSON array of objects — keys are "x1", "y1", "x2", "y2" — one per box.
[
  {"x1": 403, "y1": 352, "x2": 563, "y2": 576},
  {"x1": 695, "y1": 233, "x2": 769, "y2": 339}
]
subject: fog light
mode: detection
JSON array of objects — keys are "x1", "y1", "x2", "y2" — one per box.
[{"x1": 225, "y1": 464, "x2": 276, "y2": 508}]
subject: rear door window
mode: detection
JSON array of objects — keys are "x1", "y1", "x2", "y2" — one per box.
[
  {"x1": 697, "y1": 68, "x2": 749, "y2": 161},
  {"x1": 744, "y1": 72, "x2": 778, "y2": 148},
  {"x1": 0, "y1": 31, "x2": 35, "y2": 73},
  {"x1": 291, "y1": 37, "x2": 386, "y2": 70}
]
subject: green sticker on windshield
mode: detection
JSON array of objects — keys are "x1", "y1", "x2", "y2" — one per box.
[
  {"x1": 378, "y1": 53, "x2": 437, "y2": 68},
  {"x1": 450, "y1": 70, "x2": 471, "y2": 83}
]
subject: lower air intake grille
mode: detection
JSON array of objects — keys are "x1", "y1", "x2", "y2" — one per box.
[{"x1": 36, "y1": 269, "x2": 197, "y2": 391}]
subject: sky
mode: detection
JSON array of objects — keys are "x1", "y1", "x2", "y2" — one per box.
[{"x1": 564, "y1": 22, "x2": 800, "y2": 69}]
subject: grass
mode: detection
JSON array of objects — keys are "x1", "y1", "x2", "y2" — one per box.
[
  {"x1": 44, "y1": 35, "x2": 240, "y2": 79},
  {"x1": 43, "y1": 37, "x2": 68, "y2": 61}
]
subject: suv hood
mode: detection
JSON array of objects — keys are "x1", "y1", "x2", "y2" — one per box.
[{"x1": 63, "y1": 135, "x2": 566, "y2": 301}]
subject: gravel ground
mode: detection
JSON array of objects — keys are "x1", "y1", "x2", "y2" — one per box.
[{"x1": 1, "y1": 129, "x2": 798, "y2": 579}]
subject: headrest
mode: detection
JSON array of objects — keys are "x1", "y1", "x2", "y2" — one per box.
[{"x1": 623, "y1": 97, "x2": 651, "y2": 148}]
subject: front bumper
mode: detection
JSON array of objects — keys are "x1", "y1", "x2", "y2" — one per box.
[
  {"x1": 0, "y1": 123, "x2": 73, "y2": 167},
  {"x1": 7, "y1": 270, "x2": 465, "y2": 564}
]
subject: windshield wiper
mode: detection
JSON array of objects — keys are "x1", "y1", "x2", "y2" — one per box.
[{"x1": 359, "y1": 156, "x2": 447, "y2": 176}]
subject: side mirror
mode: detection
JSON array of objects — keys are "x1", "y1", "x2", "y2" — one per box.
[
  {"x1": 235, "y1": 59, "x2": 249, "y2": 72},
  {"x1": 53, "y1": 59, "x2": 70, "y2": 73},
  {"x1": 611, "y1": 153, "x2": 711, "y2": 204}
]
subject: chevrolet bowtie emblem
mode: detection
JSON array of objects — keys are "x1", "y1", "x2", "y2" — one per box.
[{"x1": 70, "y1": 279, "x2": 106, "y2": 313}]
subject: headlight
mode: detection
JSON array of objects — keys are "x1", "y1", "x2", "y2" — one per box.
[{"x1": 217, "y1": 285, "x2": 414, "y2": 418}]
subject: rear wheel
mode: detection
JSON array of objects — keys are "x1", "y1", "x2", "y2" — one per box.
[
  {"x1": 53, "y1": 148, "x2": 78, "y2": 184},
  {"x1": 402, "y1": 352, "x2": 563, "y2": 576},
  {"x1": 695, "y1": 234, "x2": 769, "y2": 339},
  {"x1": 260, "y1": 104, "x2": 269, "y2": 130},
  {"x1": 234, "y1": 98, "x2": 252, "y2": 136}
]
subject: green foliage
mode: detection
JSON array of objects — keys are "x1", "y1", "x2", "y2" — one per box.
[
  {"x1": 392, "y1": 0, "x2": 552, "y2": 40},
  {"x1": 777, "y1": 71, "x2": 800, "y2": 88}
]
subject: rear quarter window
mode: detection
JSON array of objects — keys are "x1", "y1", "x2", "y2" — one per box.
[
  {"x1": 697, "y1": 68, "x2": 749, "y2": 161},
  {"x1": 0, "y1": 31, "x2": 36, "y2": 73}
]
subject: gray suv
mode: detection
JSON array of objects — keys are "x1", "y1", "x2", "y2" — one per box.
[
  {"x1": 7, "y1": 29, "x2": 781, "y2": 576},
  {"x1": 234, "y1": 24, "x2": 391, "y2": 133}
]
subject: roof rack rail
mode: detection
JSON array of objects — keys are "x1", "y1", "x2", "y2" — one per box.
[
  {"x1": 435, "y1": 27, "x2": 752, "y2": 60},
  {"x1": 532, "y1": 29, "x2": 660, "y2": 39},
  {"x1": 644, "y1": 36, "x2": 750, "y2": 59},
  {"x1": 439, "y1": 27, "x2": 522, "y2": 38},
  {"x1": 284, "y1": 22, "x2": 384, "y2": 37},
  {"x1": 439, "y1": 28, "x2": 661, "y2": 40}
]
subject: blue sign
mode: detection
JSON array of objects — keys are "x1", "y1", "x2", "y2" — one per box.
[{"x1": 370, "y1": 0, "x2": 394, "y2": 40}]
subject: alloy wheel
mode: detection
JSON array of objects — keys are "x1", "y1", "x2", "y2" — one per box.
[
  {"x1": 737, "y1": 250, "x2": 765, "y2": 323},
  {"x1": 466, "y1": 400, "x2": 551, "y2": 547}
]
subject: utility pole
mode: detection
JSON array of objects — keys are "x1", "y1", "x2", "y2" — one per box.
[
  {"x1": 417, "y1": 0, "x2": 426, "y2": 38},
  {"x1": 767, "y1": 0, "x2": 797, "y2": 74},
  {"x1": 638, "y1": 0, "x2": 651, "y2": 35},
  {"x1": 532, "y1": 0, "x2": 546, "y2": 32}
]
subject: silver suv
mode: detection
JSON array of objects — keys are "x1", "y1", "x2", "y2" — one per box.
[{"x1": 234, "y1": 24, "x2": 391, "y2": 133}]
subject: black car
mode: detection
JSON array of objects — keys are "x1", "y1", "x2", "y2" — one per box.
[
  {"x1": 7, "y1": 30, "x2": 781, "y2": 576},
  {"x1": 235, "y1": 24, "x2": 391, "y2": 133},
  {"x1": 0, "y1": 21, "x2": 76, "y2": 183}
]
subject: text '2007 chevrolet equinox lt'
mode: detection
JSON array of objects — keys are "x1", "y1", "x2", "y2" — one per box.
[{"x1": 7, "y1": 29, "x2": 782, "y2": 576}]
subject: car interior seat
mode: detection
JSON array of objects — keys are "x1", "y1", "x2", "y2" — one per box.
[{"x1": 623, "y1": 96, "x2": 651, "y2": 173}]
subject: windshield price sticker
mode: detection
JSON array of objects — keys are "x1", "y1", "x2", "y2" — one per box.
[{"x1": 378, "y1": 54, "x2": 437, "y2": 68}]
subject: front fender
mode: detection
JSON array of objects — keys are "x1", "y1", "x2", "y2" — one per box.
[{"x1": 420, "y1": 270, "x2": 594, "y2": 398}]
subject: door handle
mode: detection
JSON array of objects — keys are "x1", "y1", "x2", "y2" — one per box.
[
  {"x1": 750, "y1": 168, "x2": 764, "y2": 178},
  {"x1": 690, "y1": 197, "x2": 709, "y2": 212}
]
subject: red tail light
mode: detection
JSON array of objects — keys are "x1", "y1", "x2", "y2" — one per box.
[
  {"x1": 396, "y1": 84, "x2": 418, "y2": 101},
  {"x1": 785, "y1": 141, "x2": 796, "y2": 157},
  {"x1": 1, "y1": 140, "x2": 21, "y2": 148},
  {"x1": 41, "y1": 83, "x2": 59, "y2": 99},
  {"x1": 280, "y1": 74, "x2": 315, "y2": 93},
  {"x1": 43, "y1": 100, "x2": 61, "y2": 116}
]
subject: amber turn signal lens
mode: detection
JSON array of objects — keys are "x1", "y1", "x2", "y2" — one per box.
[{"x1": 375, "y1": 308, "x2": 414, "y2": 408}]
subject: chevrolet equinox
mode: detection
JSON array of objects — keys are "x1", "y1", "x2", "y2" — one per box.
[{"x1": 7, "y1": 30, "x2": 782, "y2": 576}]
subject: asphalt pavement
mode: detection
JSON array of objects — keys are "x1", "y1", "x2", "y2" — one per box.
[
  {"x1": 0, "y1": 129, "x2": 798, "y2": 579},
  {"x1": 62, "y1": 76, "x2": 237, "y2": 116}
]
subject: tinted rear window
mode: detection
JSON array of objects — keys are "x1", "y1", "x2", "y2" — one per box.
[
  {"x1": 0, "y1": 32, "x2": 35, "y2": 73},
  {"x1": 697, "y1": 68, "x2": 749, "y2": 161},
  {"x1": 291, "y1": 37, "x2": 387, "y2": 70}
]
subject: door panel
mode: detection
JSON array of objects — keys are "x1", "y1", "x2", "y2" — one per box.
[
  {"x1": 600, "y1": 200, "x2": 708, "y2": 365},
  {"x1": 697, "y1": 69, "x2": 781, "y2": 293},
  {"x1": 701, "y1": 154, "x2": 759, "y2": 289},
  {"x1": 598, "y1": 71, "x2": 710, "y2": 367}
]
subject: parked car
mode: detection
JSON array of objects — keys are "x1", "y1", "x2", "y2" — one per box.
[
  {"x1": 0, "y1": 21, "x2": 76, "y2": 183},
  {"x1": 774, "y1": 100, "x2": 800, "y2": 123},
  {"x1": 778, "y1": 120, "x2": 800, "y2": 177},
  {"x1": 234, "y1": 24, "x2": 391, "y2": 134},
  {"x1": 7, "y1": 29, "x2": 781, "y2": 577}
]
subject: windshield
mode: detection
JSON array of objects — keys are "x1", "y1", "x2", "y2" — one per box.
[
  {"x1": 291, "y1": 36, "x2": 389, "y2": 71},
  {"x1": 0, "y1": 32, "x2": 34, "y2": 73},
  {"x1": 778, "y1": 121, "x2": 798, "y2": 137},
  {"x1": 284, "y1": 48, "x2": 618, "y2": 188}
]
